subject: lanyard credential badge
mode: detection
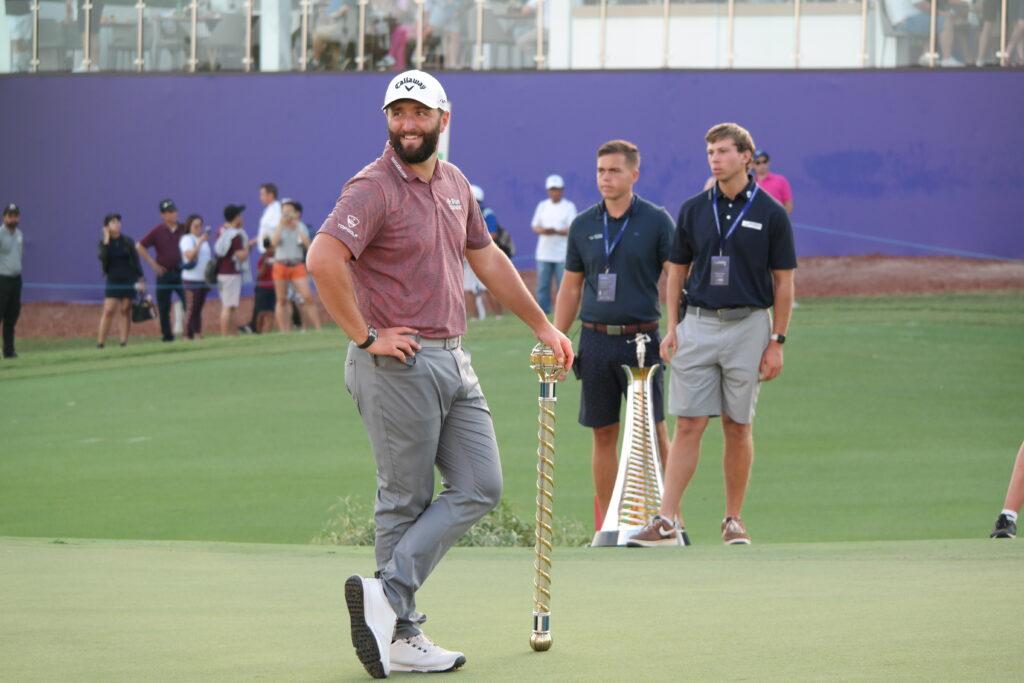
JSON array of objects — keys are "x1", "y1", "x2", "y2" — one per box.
[
  {"x1": 710, "y1": 256, "x2": 730, "y2": 286},
  {"x1": 597, "y1": 272, "x2": 617, "y2": 302},
  {"x1": 711, "y1": 183, "x2": 760, "y2": 256},
  {"x1": 601, "y1": 196, "x2": 636, "y2": 273},
  {"x1": 709, "y1": 183, "x2": 758, "y2": 287}
]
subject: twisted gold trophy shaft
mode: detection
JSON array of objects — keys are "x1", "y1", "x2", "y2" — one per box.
[
  {"x1": 529, "y1": 343, "x2": 562, "y2": 652},
  {"x1": 591, "y1": 333, "x2": 667, "y2": 547}
]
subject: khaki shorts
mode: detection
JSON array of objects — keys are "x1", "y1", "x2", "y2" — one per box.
[
  {"x1": 217, "y1": 274, "x2": 242, "y2": 308},
  {"x1": 667, "y1": 308, "x2": 771, "y2": 424}
]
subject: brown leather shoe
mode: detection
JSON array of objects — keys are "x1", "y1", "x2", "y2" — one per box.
[
  {"x1": 721, "y1": 517, "x2": 751, "y2": 545},
  {"x1": 626, "y1": 515, "x2": 684, "y2": 547}
]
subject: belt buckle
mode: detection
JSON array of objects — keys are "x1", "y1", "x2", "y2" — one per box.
[{"x1": 606, "y1": 324, "x2": 623, "y2": 335}]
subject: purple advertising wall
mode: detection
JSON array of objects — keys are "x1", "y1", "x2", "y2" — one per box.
[{"x1": 1, "y1": 70, "x2": 1022, "y2": 301}]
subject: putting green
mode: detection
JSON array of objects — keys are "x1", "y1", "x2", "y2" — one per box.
[{"x1": 2, "y1": 537, "x2": 1021, "y2": 681}]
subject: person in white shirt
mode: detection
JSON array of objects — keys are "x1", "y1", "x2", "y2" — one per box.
[
  {"x1": 240, "y1": 182, "x2": 282, "y2": 334},
  {"x1": 532, "y1": 174, "x2": 577, "y2": 314},
  {"x1": 179, "y1": 214, "x2": 213, "y2": 340},
  {"x1": 257, "y1": 182, "x2": 282, "y2": 253}
]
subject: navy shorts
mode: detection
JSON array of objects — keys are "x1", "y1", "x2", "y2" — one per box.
[
  {"x1": 254, "y1": 287, "x2": 276, "y2": 314},
  {"x1": 576, "y1": 326, "x2": 665, "y2": 429}
]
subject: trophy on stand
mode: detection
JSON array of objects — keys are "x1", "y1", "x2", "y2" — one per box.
[{"x1": 591, "y1": 333, "x2": 677, "y2": 547}]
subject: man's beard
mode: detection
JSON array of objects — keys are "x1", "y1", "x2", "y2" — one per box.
[{"x1": 388, "y1": 123, "x2": 441, "y2": 165}]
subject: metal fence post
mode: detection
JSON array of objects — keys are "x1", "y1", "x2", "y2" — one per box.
[
  {"x1": 414, "y1": 0, "x2": 425, "y2": 69},
  {"x1": 535, "y1": 0, "x2": 545, "y2": 69},
  {"x1": 661, "y1": 0, "x2": 669, "y2": 68},
  {"x1": 243, "y1": 0, "x2": 254, "y2": 71},
  {"x1": 997, "y1": 0, "x2": 1008, "y2": 66},
  {"x1": 924, "y1": 0, "x2": 938, "y2": 66},
  {"x1": 859, "y1": 0, "x2": 869, "y2": 66},
  {"x1": 30, "y1": 0, "x2": 40, "y2": 72},
  {"x1": 82, "y1": 0, "x2": 93, "y2": 70},
  {"x1": 793, "y1": 0, "x2": 801, "y2": 67},
  {"x1": 134, "y1": 0, "x2": 145, "y2": 71},
  {"x1": 188, "y1": 0, "x2": 198, "y2": 72},
  {"x1": 299, "y1": 0, "x2": 310, "y2": 70},
  {"x1": 475, "y1": 0, "x2": 485, "y2": 69},
  {"x1": 357, "y1": 0, "x2": 367, "y2": 70},
  {"x1": 727, "y1": 0, "x2": 735, "y2": 67}
]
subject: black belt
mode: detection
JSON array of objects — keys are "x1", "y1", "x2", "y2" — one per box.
[
  {"x1": 686, "y1": 305, "x2": 759, "y2": 321},
  {"x1": 582, "y1": 321, "x2": 659, "y2": 335},
  {"x1": 279, "y1": 259, "x2": 303, "y2": 267}
]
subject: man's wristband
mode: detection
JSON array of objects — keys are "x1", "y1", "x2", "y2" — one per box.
[
  {"x1": 357, "y1": 326, "x2": 378, "y2": 349},
  {"x1": 770, "y1": 333, "x2": 786, "y2": 344}
]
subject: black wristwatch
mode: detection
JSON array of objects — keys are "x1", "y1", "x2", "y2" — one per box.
[
  {"x1": 357, "y1": 326, "x2": 378, "y2": 349},
  {"x1": 770, "y1": 333, "x2": 786, "y2": 344}
]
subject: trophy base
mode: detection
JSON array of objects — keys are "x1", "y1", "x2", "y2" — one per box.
[
  {"x1": 591, "y1": 528, "x2": 691, "y2": 547},
  {"x1": 590, "y1": 529, "x2": 633, "y2": 547}
]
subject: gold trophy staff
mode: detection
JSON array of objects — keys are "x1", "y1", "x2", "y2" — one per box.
[{"x1": 529, "y1": 343, "x2": 563, "y2": 651}]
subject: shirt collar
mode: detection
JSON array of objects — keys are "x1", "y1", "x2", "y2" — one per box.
[
  {"x1": 600, "y1": 194, "x2": 639, "y2": 221},
  {"x1": 383, "y1": 142, "x2": 436, "y2": 184},
  {"x1": 716, "y1": 174, "x2": 757, "y2": 203}
]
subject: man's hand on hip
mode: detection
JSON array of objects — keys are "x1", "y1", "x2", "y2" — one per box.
[
  {"x1": 759, "y1": 342, "x2": 783, "y2": 381},
  {"x1": 660, "y1": 328, "x2": 677, "y2": 364},
  {"x1": 368, "y1": 326, "x2": 422, "y2": 363}
]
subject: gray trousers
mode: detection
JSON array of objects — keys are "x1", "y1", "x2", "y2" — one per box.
[{"x1": 344, "y1": 342, "x2": 503, "y2": 638}]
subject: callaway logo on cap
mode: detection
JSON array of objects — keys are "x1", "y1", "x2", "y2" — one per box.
[{"x1": 382, "y1": 70, "x2": 450, "y2": 112}]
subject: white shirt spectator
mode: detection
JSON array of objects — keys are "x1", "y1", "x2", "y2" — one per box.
[
  {"x1": 179, "y1": 233, "x2": 213, "y2": 282},
  {"x1": 532, "y1": 198, "x2": 577, "y2": 263},
  {"x1": 257, "y1": 200, "x2": 281, "y2": 253}
]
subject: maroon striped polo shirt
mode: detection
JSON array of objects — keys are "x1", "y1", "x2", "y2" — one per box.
[{"x1": 318, "y1": 144, "x2": 491, "y2": 338}]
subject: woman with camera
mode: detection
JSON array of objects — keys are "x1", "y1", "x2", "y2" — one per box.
[
  {"x1": 96, "y1": 213, "x2": 145, "y2": 348},
  {"x1": 179, "y1": 214, "x2": 213, "y2": 340}
]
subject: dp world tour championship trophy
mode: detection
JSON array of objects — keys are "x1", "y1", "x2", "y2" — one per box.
[
  {"x1": 529, "y1": 343, "x2": 562, "y2": 652},
  {"x1": 591, "y1": 333, "x2": 670, "y2": 547}
]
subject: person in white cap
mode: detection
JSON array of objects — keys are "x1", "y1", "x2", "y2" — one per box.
[
  {"x1": 531, "y1": 173, "x2": 577, "y2": 314},
  {"x1": 306, "y1": 70, "x2": 573, "y2": 679}
]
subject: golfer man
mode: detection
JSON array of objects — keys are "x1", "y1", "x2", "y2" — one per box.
[
  {"x1": 630, "y1": 123, "x2": 796, "y2": 547},
  {"x1": 306, "y1": 70, "x2": 572, "y2": 679}
]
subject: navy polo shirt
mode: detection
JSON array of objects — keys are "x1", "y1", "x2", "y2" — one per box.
[
  {"x1": 565, "y1": 194, "x2": 674, "y2": 324},
  {"x1": 671, "y1": 176, "x2": 796, "y2": 310}
]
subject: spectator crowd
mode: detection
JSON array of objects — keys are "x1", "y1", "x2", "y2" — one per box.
[{"x1": 85, "y1": 181, "x2": 323, "y2": 348}]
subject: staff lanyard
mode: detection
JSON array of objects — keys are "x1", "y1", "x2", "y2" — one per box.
[
  {"x1": 602, "y1": 195, "x2": 636, "y2": 273},
  {"x1": 711, "y1": 183, "x2": 759, "y2": 256}
]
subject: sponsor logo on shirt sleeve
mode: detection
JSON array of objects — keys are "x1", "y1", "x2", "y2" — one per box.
[{"x1": 338, "y1": 214, "x2": 360, "y2": 238}]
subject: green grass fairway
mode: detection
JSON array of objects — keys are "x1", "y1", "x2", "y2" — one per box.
[
  {"x1": 2, "y1": 536, "x2": 1022, "y2": 681},
  {"x1": 2, "y1": 292, "x2": 1024, "y2": 545}
]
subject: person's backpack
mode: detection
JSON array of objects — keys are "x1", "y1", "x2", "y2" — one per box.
[
  {"x1": 204, "y1": 258, "x2": 218, "y2": 284},
  {"x1": 494, "y1": 225, "x2": 515, "y2": 259}
]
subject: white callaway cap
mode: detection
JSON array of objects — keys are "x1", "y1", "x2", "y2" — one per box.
[
  {"x1": 471, "y1": 185, "x2": 484, "y2": 202},
  {"x1": 382, "y1": 70, "x2": 450, "y2": 112},
  {"x1": 545, "y1": 174, "x2": 565, "y2": 189}
]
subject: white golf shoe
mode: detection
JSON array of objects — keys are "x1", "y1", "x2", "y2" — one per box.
[
  {"x1": 344, "y1": 576, "x2": 397, "y2": 679},
  {"x1": 390, "y1": 633, "x2": 467, "y2": 673}
]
